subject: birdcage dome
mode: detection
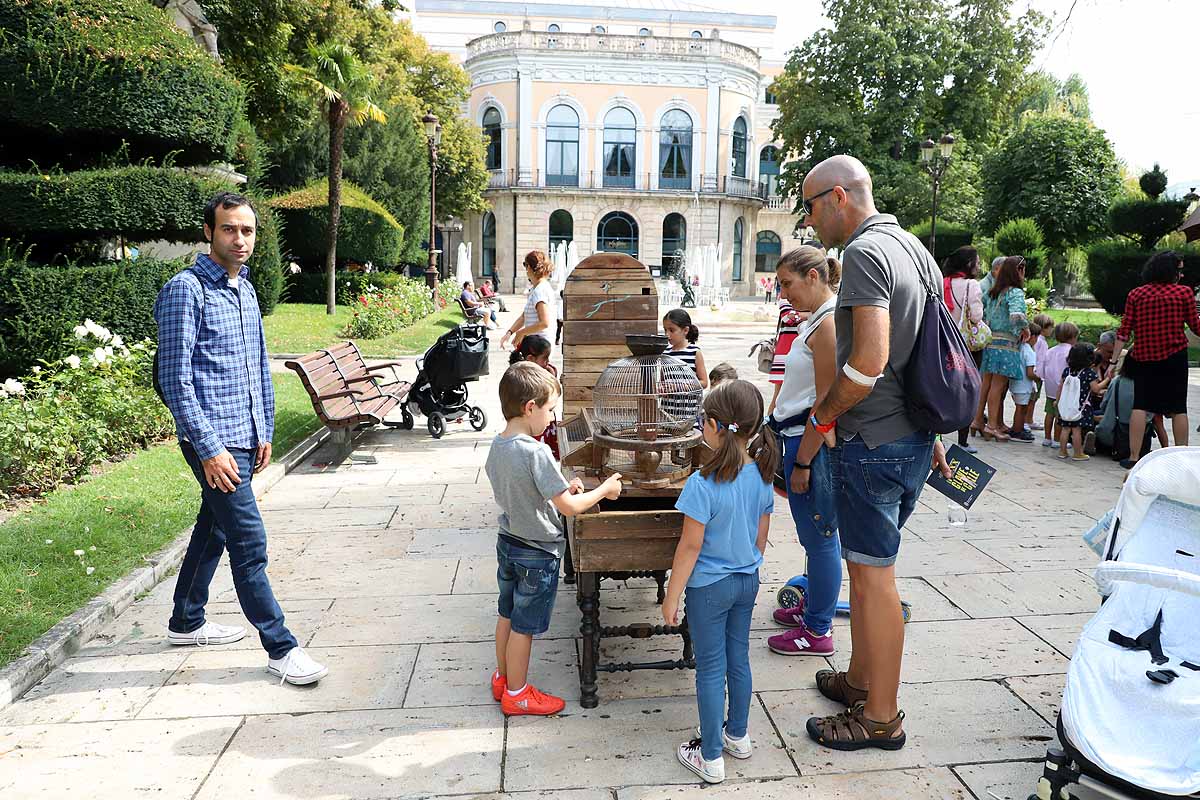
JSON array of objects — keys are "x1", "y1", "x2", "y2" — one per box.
[{"x1": 592, "y1": 354, "x2": 704, "y2": 440}]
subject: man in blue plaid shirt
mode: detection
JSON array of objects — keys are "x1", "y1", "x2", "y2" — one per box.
[{"x1": 154, "y1": 192, "x2": 327, "y2": 686}]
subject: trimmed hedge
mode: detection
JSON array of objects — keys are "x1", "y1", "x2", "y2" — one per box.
[
  {"x1": 285, "y1": 269, "x2": 413, "y2": 306},
  {"x1": 0, "y1": 0, "x2": 244, "y2": 165},
  {"x1": 248, "y1": 201, "x2": 284, "y2": 316},
  {"x1": 1085, "y1": 240, "x2": 1200, "y2": 316},
  {"x1": 908, "y1": 219, "x2": 973, "y2": 264},
  {"x1": 1107, "y1": 198, "x2": 1187, "y2": 250},
  {"x1": 270, "y1": 181, "x2": 406, "y2": 269},
  {"x1": 994, "y1": 217, "x2": 1047, "y2": 279},
  {"x1": 0, "y1": 259, "x2": 185, "y2": 377}
]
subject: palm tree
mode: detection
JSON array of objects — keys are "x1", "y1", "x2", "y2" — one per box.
[{"x1": 286, "y1": 42, "x2": 387, "y2": 314}]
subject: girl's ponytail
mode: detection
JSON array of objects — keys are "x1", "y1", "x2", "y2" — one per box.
[
  {"x1": 699, "y1": 380, "x2": 779, "y2": 484},
  {"x1": 687, "y1": 323, "x2": 700, "y2": 344},
  {"x1": 750, "y1": 424, "x2": 781, "y2": 485}
]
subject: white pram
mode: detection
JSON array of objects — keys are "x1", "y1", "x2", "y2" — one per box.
[{"x1": 1032, "y1": 447, "x2": 1200, "y2": 800}]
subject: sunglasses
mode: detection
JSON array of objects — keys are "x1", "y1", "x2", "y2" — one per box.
[{"x1": 801, "y1": 186, "x2": 837, "y2": 216}]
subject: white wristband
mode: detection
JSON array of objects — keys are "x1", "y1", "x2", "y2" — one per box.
[{"x1": 843, "y1": 363, "x2": 881, "y2": 387}]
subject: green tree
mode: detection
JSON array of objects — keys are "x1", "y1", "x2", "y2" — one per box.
[
  {"x1": 1013, "y1": 71, "x2": 1091, "y2": 124},
  {"x1": 285, "y1": 42, "x2": 386, "y2": 314},
  {"x1": 980, "y1": 114, "x2": 1122, "y2": 255}
]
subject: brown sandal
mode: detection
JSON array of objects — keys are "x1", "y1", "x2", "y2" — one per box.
[
  {"x1": 806, "y1": 704, "x2": 906, "y2": 751},
  {"x1": 815, "y1": 669, "x2": 868, "y2": 707}
]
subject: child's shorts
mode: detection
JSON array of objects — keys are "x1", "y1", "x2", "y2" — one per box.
[
  {"x1": 1044, "y1": 397, "x2": 1058, "y2": 416},
  {"x1": 1012, "y1": 391, "x2": 1032, "y2": 406},
  {"x1": 496, "y1": 535, "x2": 560, "y2": 635}
]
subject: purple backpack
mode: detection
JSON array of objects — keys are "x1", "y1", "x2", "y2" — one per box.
[{"x1": 868, "y1": 225, "x2": 981, "y2": 434}]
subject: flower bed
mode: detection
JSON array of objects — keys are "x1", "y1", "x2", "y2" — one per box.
[
  {"x1": 0, "y1": 320, "x2": 173, "y2": 500},
  {"x1": 345, "y1": 279, "x2": 458, "y2": 339}
]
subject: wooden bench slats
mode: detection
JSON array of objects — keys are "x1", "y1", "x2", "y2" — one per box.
[{"x1": 285, "y1": 341, "x2": 411, "y2": 434}]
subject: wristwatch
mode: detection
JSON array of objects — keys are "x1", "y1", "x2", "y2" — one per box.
[
  {"x1": 810, "y1": 412, "x2": 837, "y2": 435},
  {"x1": 793, "y1": 463, "x2": 812, "y2": 471}
]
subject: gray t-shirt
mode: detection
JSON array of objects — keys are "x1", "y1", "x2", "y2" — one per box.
[
  {"x1": 484, "y1": 433, "x2": 571, "y2": 557},
  {"x1": 835, "y1": 214, "x2": 941, "y2": 448}
]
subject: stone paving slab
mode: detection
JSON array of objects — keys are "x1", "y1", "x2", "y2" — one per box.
[
  {"x1": 271, "y1": 555, "x2": 458, "y2": 599},
  {"x1": 927, "y1": 570, "x2": 1099, "y2": 618},
  {"x1": 895, "y1": 539, "x2": 1010, "y2": 577},
  {"x1": 967, "y1": 536, "x2": 1100, "y2": 572},
  {"x1": 0, "y1": 716, "x2": 241, "y2": 799},
  {"x1": 388, "y1": 501, "x2": 503, "y2": 530},
  {"x1": 1016, "y1": 613, "x2": 1093, "y2": 657},
  {"x1": 619, "y1": 767, "x2": 971, "y2": 799},
  {"x1": 193, "y1": 706, "x2": 504, "y2": 800},
  {"x1": 389, "y1": 466, "x2": 482, "y2": 485},
  {"x1": 136, "y1": 645, "x2": 417, "y2": 718},
  {"x1": 952, "y1": 760, "x2": 1048, "y2": 800},
  {"x1": 828, "y1": 618, "x2": 1068, "y2": 683},
  {"x1": 324, "y1": 484, "x2": 450, "y2": 507},
  {"x1": 503, "y1": 695, "x2": 795, "y2": 792},
  {"x1": 259, "y1": 506, "x2": 397, "y2": 533},
  {"x1": 1006, "y1": 673, "x2": 1066, "y2": 726},
  {"x1": 405, "y1": 526, "x2": 501, "y2": 557},
  {"x1": 762, "y1": 680, "x2": 1053, "y2": 774},
  {"x1": 403, "y1": 639, "x2": 579, "y2": 710}
]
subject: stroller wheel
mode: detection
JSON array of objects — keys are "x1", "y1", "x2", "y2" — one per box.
[
  {"x1": 776, "y1": 584, "x2": 806, "y2": 610},
  {"x1": 428, "y1": 412, "x2": 446, "y2": 439},
  {"x1": 469, "y1": 406, "x2": 487, "y2": 431},
  {"x1": 400, "y1": 408, "x2": 414, "y2": 430}
]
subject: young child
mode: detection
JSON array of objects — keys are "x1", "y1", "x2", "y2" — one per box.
[
  {"x1": 485, "y1": 363, "x2": 623, "y2": 715},
  {"x1": 1058, "y1": 343, "x2": 1101, "y2": 462},
  {"x1": 708, "y1": 362, "x2": 738, "y2": 389},
  {"x1": 662, "y1": 380, "x2": 780, "y2": 784},
  {"x1": 1008, "y1": 326, "x2": 1038, "y2": 442},
  {"x1": 1029, "y1": 314, "x2": 1054, "y2": 431},
  {"x1": 767, "y1": 299, "x2": 806, "y2": 417},
  {"x1": 663, "y1": 309, "x2": 708, "y2": 388},
  {"x1": 1038, "y1": 321, "x2": 1077, "y2": 447},
  {"x1": 509, "y1": 336, "x2": 559, "y2": 459}
]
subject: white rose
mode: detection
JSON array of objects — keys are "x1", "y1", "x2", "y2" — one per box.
[
  {"x1": 0, "y1": 388, "x2": 7, "y2": 399},
  {"x1": 3, "y1": 378, "x2": 24, "y2": 396},
  {"x1": 74, "y1": 325, "x2": 89, "y2": 339},
  {"x1": 31, "y1": 366, "x2": 41, "y2": 374},
  {"x1": 104, "y1": 346, "x2": 114, "y2": 357},
  {"x1": 110, "y1": 335, "x2": 124, "y2": 348},
  {"x1": 65, "y1": 355, "x2": 82, "y2": 369},
  {"x1": 91, "y1": 347, "x2": 107, "y2": 364}
]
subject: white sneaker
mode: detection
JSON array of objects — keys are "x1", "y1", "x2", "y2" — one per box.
[
  {"x1": 167, "y1": 621, "x2": 246, "y2": 647},
  {"x1": 267, "y1": 647, "x2": 329, "y2": 686},
  {"x1": 695, "y1": 725, "x2": 753, "y2": 759},
  {"x1": 677, "y1": 739, "x2": 725, "y2": 783}
]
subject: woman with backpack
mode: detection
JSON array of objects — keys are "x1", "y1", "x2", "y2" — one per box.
[
  {"x1": 973, "y1": 256, "x2": 1029, "y2": 442},
  {"x1": 941, "y1": 246, "x2": 985, "y2": 453}
]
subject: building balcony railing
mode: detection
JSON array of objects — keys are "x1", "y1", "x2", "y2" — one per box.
[
  {"x1": 466, "y1": 29, "x2": 761, "y2": 72},
  {"x1": 485, "y1": 169, "x2": 777, "y2": 203},
  {"x1": 764, "y1": 195, "x2": 793, "y2": 211}
]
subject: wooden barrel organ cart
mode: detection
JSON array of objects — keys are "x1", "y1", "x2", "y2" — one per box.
[{"x1": 559, "y1": 253, "x2": 707, "y2": 707}]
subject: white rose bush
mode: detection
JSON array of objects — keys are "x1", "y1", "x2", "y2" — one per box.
[{"x1": 0, "y1": 320, "x2": 173, "y2": 499}]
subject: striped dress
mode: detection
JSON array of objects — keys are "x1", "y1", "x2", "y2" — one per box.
[
  {"x1": 664, "y1": 343, "x2": 701, "y2": 425},
  {"x1": 770, "y1": 300, "x2": 805, "y2": 386}
]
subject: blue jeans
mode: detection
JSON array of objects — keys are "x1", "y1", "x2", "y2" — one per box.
[
  {"x1": 170, "y1": 443, "x2": 297, "y2": 659},
  {"x1": 496, "y1": 535, "x2": 560, "y2": 635},
  {"x1": 685, "y1": 571, "x2": 759, "y2": 761},
  {"x1": 782, "y1": 434, "x2": 841, "y2": 634},
  {"x1": 832, "y1": 431, "x2": 935, "y2": 567}
]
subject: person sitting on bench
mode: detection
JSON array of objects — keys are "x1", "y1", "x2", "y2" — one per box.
[{"x1": 461, "y1": 281, "x2": 497, "y2": 327}]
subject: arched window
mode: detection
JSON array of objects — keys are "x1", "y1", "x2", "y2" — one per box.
[
  {"x1": 546, "y1": 105, "x2": 579, "y2": 186},
  {"x1": 483, "y1": 107, "x2": 502, "y2": 171},
  {"x1": 659, "y1": 109, "x2": 692, "y2": 190},
  {"x1": 732, "y1": 217, "x2": 744, "y2": 281},
  {"x1": 593, "y1": 25, "x2": 606, "y2": 33},
  {"x1": 732, "y1": 117, "x2": 748, "y2": 179},
  {"x1": 639, "y1": 27, "x2": 652, "y2": 36},
  {"x1": 662, "y1": 213, "x2": 687, "y2": 273},
  {"x1": 547, "y1": 23, "x2": 560, "y2": 32},
  {"x1": 494, "y1": 21, "x2": 507, "y2": 33},
  {"x1": 549, "y1": 209, "x2": 573, "y2": 250},
  {"x1": 759, "y1": 145, "x2": 780, "y2": 197},
  {"x1": 597, "y1": 212, "x2": 638, "y2": 259},
  {"x1": 603, "y1": 107, "x2": 636, "y2": 188},
  {"x1": 482, "y1": 212, "x2": 497, "y2": 277},
  {"x1": 691, "y1": 30, "x2": 703, "y2": 38},
  {"x1": 764, "y1": 86, "x2": 778, "y2": 105},
  {"x1": 756, "y1": 230, "x2": 781, "y2": 273}
]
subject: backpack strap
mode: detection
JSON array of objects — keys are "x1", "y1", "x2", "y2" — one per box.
[{"x1": 857, "y1": 222, "x2": 941, "y2": 298}]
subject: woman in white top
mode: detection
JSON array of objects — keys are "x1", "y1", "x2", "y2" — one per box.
[
  {"x1": 764, "y1": 245, "x2": 842, "y2": 658},
  {"x1": 941, "y1": 246, "x2": 984, "y2": 453},
  {"x1": 501, "y1": 250, "x2": 556, "y2": 353}
]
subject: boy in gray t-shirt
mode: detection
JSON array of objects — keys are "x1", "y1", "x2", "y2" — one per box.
[{"x1": 484, "y1": 362, "x2": 622, "y2": 716}]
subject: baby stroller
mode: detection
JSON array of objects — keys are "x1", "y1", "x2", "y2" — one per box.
[
  {"x1": 403, "y1": 324, "x2": 490, "y2": 439},
  {"x1": 1031, "y1": 447, "x2": 1200, "y2": 800}
]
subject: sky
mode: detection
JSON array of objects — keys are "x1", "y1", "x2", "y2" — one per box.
[{"x1": 744, "y1": 0, "x2": 1200, "y2": 191}]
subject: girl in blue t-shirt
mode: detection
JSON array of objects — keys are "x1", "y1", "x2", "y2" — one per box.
[{"x1": 662, "y1": 380, "x2": 780, "y2": 784}]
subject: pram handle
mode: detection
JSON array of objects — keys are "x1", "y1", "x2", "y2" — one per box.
[{"x1": 1094, "y1": 563, "x2": 1200, "y2": 599}]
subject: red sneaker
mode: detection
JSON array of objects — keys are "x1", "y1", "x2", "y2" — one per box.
[
  {"x1": 500, "y1": 683, "x2": 566, "y2": 716},
  {"x1": 772, "y1": 603, "x2": 806, "y2": 628},
  {"x1": 491, "y1": 671, "x2": 506, "y2": 702}
]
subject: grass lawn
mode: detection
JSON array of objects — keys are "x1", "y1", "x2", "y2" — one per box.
[
  {"x1": 264, "y1": 303, "x2": 463, "y2": 356},
  {"x1": 0, "y1": 373, "x2": 322, "y2": 668}
]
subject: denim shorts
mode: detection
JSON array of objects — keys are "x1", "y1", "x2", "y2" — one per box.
[
  {"x1": 496, "y1": 535, "x2": 559, "y2": 635},
  {"x1": 831, "y1": 431, "x2": 935, "y2": 567},
  {"x1": 1012, "y1": 391, "x2": 1032, "y2": 406}
]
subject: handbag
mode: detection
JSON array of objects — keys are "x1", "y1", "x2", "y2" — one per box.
[
  {"x1": 954, "y1": 282, "x2": 991, "y2": 352},
  {"x1": 748, "y1": 313, "x2": 783, "y2": 374}
]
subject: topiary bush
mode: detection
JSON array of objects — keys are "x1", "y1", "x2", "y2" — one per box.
[
  {"x1": 0, "y1": 258, "x2": 186, "y2": 377},
  {"x1": 0, "y1": 0, "x2": 244, "y2": 167},
  {"x1": 271, "y1": 180, "x2": 406, "y2": 269},
  {"x1": 908, "y1": 219, "x2": 973, "y2": 264},
  {"x1": 1107, "y1": 197, "x2": 1188, "y2": 250},
  {"x1": 246, "y1": 198, "x2": 283, "y2": 316},
  {"x1": 1085, "y1": 239, "x2": 1200, "y2": 316},
  {"x1": 994, "y1": 217, "x2": 1048, "y2": 278},
  {"x1": 1139, "y1": 163, "x2": 1168, "y2": 200}
]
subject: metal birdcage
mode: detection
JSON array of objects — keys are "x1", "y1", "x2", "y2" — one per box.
[{"x1": 592, "y1": 354, "x2": 703, "y2": 440}]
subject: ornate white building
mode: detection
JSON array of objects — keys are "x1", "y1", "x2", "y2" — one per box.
[{"x1": 411, "y1": 1, "x2": 805, "y2": 295}]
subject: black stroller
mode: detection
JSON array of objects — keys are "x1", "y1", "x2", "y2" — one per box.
[{"x1": 402, "y1": 324, "x2": 490, "y2": 439}]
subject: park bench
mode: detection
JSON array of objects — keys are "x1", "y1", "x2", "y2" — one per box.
[{"x1": 284, "y1": 341, "x2": 413, "y2": 445}]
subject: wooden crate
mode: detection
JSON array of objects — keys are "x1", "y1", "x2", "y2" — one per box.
[
  {"x1": 561, "y1": 253, "x2": 659, "y2": 417},
  {"x1": 569, "y1": 507, "x2": 682, "y2": 574}
]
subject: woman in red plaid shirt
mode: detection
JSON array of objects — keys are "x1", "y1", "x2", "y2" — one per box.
[{"x1": 1113, "y1": 251, "x2": 1200, "y2": 466}]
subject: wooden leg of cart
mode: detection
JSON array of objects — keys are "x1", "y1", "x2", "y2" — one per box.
[
  {"x1": 577, "y1": 570, "x2": 600, "y2": 708},
  {"x1": 562, "y1": 520, "x2": 576, "y2": 585}
]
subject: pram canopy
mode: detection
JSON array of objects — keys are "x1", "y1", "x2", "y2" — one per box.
[{"x1": 1061, "y1": 447, "x2": 1200, "y2": 796}]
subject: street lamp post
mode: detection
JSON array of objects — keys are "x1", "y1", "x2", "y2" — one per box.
[
  {"x1": 919, "y1": 133, "x2": 956, "y2": 260},
  {"x1": 423, "y1": 112, "x2": 442, "y2": 291}
]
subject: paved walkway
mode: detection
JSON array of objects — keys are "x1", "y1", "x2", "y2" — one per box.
[{"x1": 3, "y1": 304, "x2": 1198, "y2": 800}]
